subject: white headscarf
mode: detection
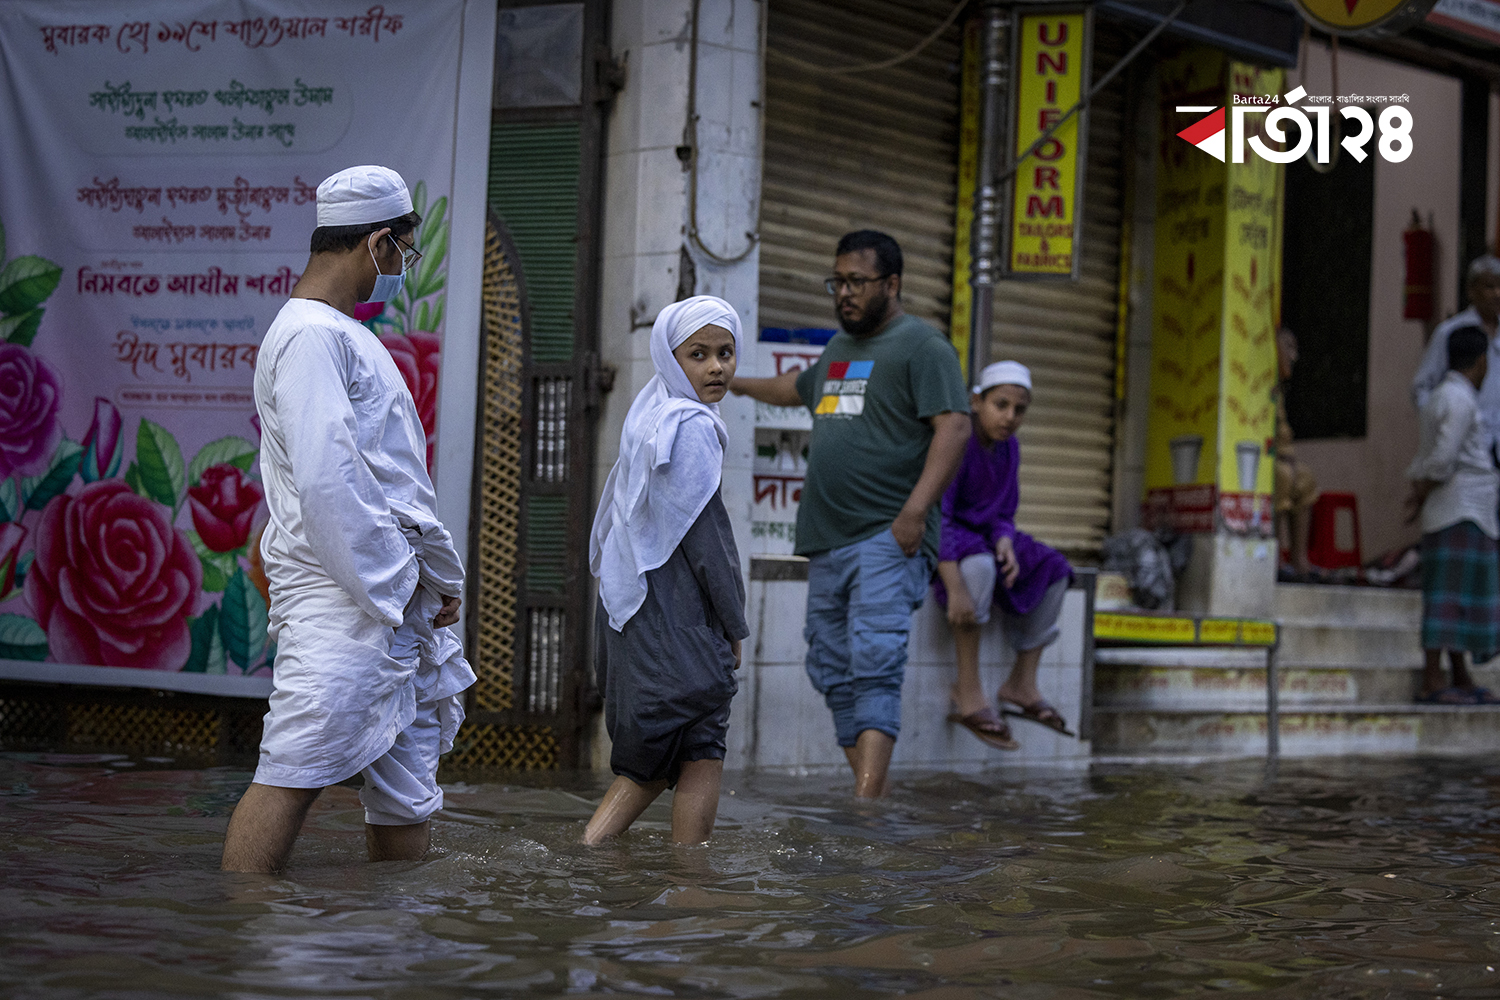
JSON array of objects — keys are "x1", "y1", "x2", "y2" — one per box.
[{"x1": 589, "y1": 295, "x2": 743, "y2": 631}]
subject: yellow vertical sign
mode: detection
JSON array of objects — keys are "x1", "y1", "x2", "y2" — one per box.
[
  {"x1": 1008, "y1": 10, "x2": 1086, "y2": 277},
  {"x1": 949, "y1": 18, "x2": 981, "y2": 380},
  {"x1": 1145, "y1": 47, "x2": 1229, "y2": 494},
  {"x1": 1216, "y1": 61, "x2": 1282, "y2": 528},
  {"x1": 1142, "y1": 48, "x2": 1283, "y2": 537}
]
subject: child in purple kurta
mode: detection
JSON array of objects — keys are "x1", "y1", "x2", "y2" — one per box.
[{"x1": 934, "y1": 361, "x2": 1073, "y2": 750}]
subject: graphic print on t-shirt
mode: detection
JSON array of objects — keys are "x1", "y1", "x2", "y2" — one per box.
[{"x1": 814, "y1": 360, "x2": 873, "y2": 417}]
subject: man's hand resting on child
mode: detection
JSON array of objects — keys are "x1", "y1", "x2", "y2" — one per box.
[
  {"x1": 995, "y1": 536, "x2": 1020, "y2": 589},
  {"x1": 432, "y1": 595, "x2": 461, "y2": 628}
]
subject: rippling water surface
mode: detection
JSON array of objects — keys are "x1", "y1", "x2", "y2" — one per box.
[{"x1": 4, "y1": 753, "x2": 1500, "y2": 998}]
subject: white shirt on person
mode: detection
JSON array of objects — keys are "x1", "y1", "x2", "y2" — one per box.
[
  {"x1": 252, "y1": 298, "x2": 472, "y2": 788},
  {"x1": 1411, "y1": 307, "x2": 1499, "y2": 441},
  {"x1": 1407, "y1": 370, "x2": 1500, "y2": 538}
]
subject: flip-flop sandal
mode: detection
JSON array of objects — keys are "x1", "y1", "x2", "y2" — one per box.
[
  {"x1": 946, "y1": 707, "x2": 1020, "y2": 751},
  {"x1": 1001, "y1": 699, "x2": 1076, "y2": 738},
  {"x1": 1416, "y1": 686, "x2": 1479, "y2": 705}
]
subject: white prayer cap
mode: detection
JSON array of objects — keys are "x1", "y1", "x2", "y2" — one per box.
[
  {"x1": 974, "y1": 360, "x2": 1032, "y2": 394},
  {"x1": 316, "y1": 165, "x2": 413, "y2": 227}
]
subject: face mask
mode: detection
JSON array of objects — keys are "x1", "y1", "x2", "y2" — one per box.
[{"x1": 365, "y1": 235, "x2": 405, "y2": 303}]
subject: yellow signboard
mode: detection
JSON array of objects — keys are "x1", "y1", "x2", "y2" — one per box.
[
  {"x1": 949, "y1": 18, "x2": 981, "y2": 379},
  {"x1": 1094, "y1": 613, "x2": 1196, "y2": 643},
  {"x1": 1216, "y1": 63, "x2": 1281, "y2": 506},
  {"x1": 1240, "y1": 620, "x2": 1278, "y2": 646},
  {"x1": 1294, "y1": 0, "x2": 1410, "y2": 32},
  {"x1": 1093, "y1": 612, "x2": 1279, "y2": 646},
  {"x1": 1198, "y1": 618, "x2": 1242, "y2": 644},
  {"x1": 1143, "y1": 48, "x2": 1282, "y2": 538},
  {"x1": 1143, "y1": 49, "x2": 1227, "y2": 493},
  {"x1": 1005, "y1": 9, "x2": 1088, "y2": 278}
]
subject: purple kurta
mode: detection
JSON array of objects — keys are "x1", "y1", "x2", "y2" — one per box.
[{"x1": 934, "y1": 432, "x2": 1072, "y2": 616}]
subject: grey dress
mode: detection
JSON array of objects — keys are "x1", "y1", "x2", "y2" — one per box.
[{"x1": 595, "y1": 489, "x2": 748, "y2": 786}]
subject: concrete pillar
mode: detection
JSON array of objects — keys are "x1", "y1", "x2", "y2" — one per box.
[
  {"x1": 1142, "y1": 48, "x2": 1285, "y2": 618},
  {"x1": 592, "y1": 0, "x2": 764, "y2": 768}
]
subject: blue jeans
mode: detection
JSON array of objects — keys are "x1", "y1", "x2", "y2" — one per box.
[{"x1": 804, "y1": 530, "x2": 931, "y2": 747}]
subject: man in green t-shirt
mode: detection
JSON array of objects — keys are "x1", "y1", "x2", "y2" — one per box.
[{"x1": 732, "y1": 230, "x2": 970, "y2": 797}]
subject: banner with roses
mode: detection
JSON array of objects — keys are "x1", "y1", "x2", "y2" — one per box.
[{"x1": 0, "y1": 1, "x2": 463, "y2": 695}]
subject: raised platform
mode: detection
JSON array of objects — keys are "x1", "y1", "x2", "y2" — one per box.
[
  {"x1": 724, "y1": 574, "x2": 1093, "y2": 771},
  {"x1": 1091, "y1": 583, "x2": 1500, "y2": 758}
]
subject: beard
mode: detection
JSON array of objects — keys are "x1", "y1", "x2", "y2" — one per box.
[{"x1": 838, "y1": 291, "x2": 890, "y2": 337}]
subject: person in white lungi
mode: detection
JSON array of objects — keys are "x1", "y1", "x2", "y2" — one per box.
[{"x1": 221, "y1": 165, "x2": 475, "y2": 873}]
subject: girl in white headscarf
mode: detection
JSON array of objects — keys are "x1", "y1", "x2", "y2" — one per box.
[{"x1": 583, "y1": 295, "x2": 748, "y2": 845}]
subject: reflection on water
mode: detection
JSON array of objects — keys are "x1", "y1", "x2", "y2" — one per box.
[{"x1": 3, "y1": 754, "x2": 1500, "y2": 998}]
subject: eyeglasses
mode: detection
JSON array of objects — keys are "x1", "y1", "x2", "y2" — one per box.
[
  {"x1": 824, "y1": 274, "x2": 890, "y2": 295},
  {"x1": 391, "y1": 233, "x2": 423, "y2": 273}
]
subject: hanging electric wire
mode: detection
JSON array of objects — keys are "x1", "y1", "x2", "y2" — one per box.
[
  {"x1": 683, "y1": 0, "x2": 1190, "y2": 266},
  {"x1": 766, "y1": 0, "x2": 972, "y2": 76}
]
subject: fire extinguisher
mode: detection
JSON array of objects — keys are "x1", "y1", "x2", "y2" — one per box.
[{"x1": 1404, "y1": 208, "x2": 1434, "y2": 323}]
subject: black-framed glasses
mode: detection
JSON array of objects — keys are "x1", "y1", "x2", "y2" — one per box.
[
  {"x1": 391, "y1": 233, "x2": 423, "y2": 273},
  {"x1": 824, "y1": 274, "x2": 889, "y2": 295}
]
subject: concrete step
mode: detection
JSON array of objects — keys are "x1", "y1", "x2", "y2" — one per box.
[
  {"x1": 1092, "y1": 703, "x2": 1500, "y2": 757},
  {"x1": 1087, "y1": 584, "x2": 1500, "y2": 758},
  {"x1": 1273, "y1": 582, "x2": 1421, "y2": 627},
  {"x1": 1277, "y1": 623, "x2": 1424, "y2": 669},
  {"x1": 1097, "y1": 664, "x2": 1366, "y2": 708},
  {"x1": 1273, "y1": 582, "x2": 1424, "y2": 669},
  {"x1": 1094, "y1": 653, "x2": 1500, "y2": 710}
]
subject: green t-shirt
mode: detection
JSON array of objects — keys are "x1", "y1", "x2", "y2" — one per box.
[{"x1": 794, "y1": 313, "x2": 970, "y2": 561}]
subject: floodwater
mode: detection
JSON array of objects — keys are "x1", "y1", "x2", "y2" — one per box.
[{"x1": 3, "y1": 755, "x2": 1500, "y2": 999}]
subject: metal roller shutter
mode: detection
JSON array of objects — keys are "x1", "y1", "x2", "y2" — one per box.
[
  {"x1": 760, "y1": 3, "x2": 1125, "y2": 558},
  {"x1": 759, "y1": 0, "x2": 962, "y2": 335},
  {"x1": 996, "y1": 28, "x2": 1128, "y2": 557}
]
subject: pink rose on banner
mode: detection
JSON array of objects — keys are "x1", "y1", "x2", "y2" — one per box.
[
  {"x1": 0, "y1": 343, "x2": 62, "y2": 479},
  {"x1": 188, "y1": 463, "x2": 264, "y2": 553},
  {"x1": 79, "y1": 397, "x2": 123, "y2": 483},
  {"x1": 0, "y1": 522, "x2": 25, "y2": 602},
  {"x1": 26, "y1": 480, "x2": 202, "y2": 670},
  {"x1": 380, "y1": 332, "x2": 440, "y2": 472}
]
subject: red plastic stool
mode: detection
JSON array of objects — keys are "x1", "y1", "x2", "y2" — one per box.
[{"x1": 1307, "y1": 492, "x2": 1362, "y2": 570}]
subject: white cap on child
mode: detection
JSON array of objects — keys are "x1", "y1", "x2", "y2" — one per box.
[
  {"x1": 315, "y1": 165, "x2": 413, "y2": 226},
  {"x1": 973, "y1": 360, "x2": 1032, "y2": 394}
]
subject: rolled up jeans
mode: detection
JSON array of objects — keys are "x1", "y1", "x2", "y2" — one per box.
[{"x1": 803, "y1": 529, "x2": 931, "y2": 747}]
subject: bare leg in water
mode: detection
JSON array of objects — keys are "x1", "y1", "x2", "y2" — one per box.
[
  {"x1": 366, "y1": 820, "x2": 430, "y2": 861},
  {"x1": 582, "y1": 759, "x2": 724, "y2": 844},
  {"x1": 842, "y1": 729, "x2": 894, "y2": 798},
  {"x1": 221, "y1": 783, "x2": 322, "y2": 873},
  {"x1": 222, "y1": 784, "x2": 431, "y2": 871}
]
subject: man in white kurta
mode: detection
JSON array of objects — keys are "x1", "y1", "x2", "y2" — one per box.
[
  {"x1": 1411, "y1": 255, "x2": 1500, "y2": 430},
  {"x1": 221, "y1": 165, "x2": 474, "y2": 873}
]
